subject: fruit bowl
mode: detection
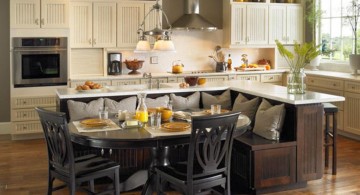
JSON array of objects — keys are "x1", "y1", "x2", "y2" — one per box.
[
  {"x1": 184, "y1": 76, "x2": 199, "y2": 86},
  {"x1": 124, "y1": 60, "x2": 144, "y2": 75}
]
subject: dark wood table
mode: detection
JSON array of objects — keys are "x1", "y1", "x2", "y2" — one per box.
[{"x1": 69, "y1": 115, "x2": 250, "y2": 195}]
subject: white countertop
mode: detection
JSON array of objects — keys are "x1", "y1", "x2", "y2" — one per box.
[
  {"x1": 305, "y1": 70, "x2": 360, "y2": 81},
  {"x1": 69, "y1": 70, "x2": 286, "y2": 81},
  {"x1": 56, "y1": 80, "x2": 345, "y2": 105}
]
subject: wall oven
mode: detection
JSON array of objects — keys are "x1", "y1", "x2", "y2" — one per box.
[{"x1": 13, "y1": 37, "x2": 68, "y2": 87}]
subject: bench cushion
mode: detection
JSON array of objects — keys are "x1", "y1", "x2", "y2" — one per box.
[
  {"x1": 104, "y1": 97, "x2": 137, "y2": 115},
  {"x1": 201, "y1": 90, "x2": 231, "y2": 110},
  {"x1": 253, "y1": 99, "x2": 286, "y2": 140},
  {"x1": 170, "y1": 92, "x2": 200, "y2": 110},
  {"x1": 146, "y1": 95, "x2": 170, "y2": 108},
  {"x1": 67, "y1": 98, "x2": 104, "y2": 121},
  {"x1": 232, "y1": 93, "x2": 260, "y2": 121}
]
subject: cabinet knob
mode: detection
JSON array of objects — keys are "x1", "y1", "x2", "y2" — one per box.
[
  {"x1": 35, "y1": 19, "x2": 39, "y2": 25},
  {"x1": 89, "y1": 39, "x2": 92, "y2": 44},
  {"x1": 333, "y1": 84, "x2": 336, "y2": 87},
  {"x1": 352, "y1": 86, "x2": 355, "y2": 89},
  {"x1": 93, "y1": 39, "x2": 96, "y2": 45},
  {"x1": 23, "y1": 126, "x2": 27, "y2": 129},
  {"x1": 23, "y1": 101, "x2": 27, "y2": 104},
  {"x1": 269, "y1": 76, "x2": 274, "y2": 80},
  {"x1": 40, "y1": 18, "x2": 45, "y2": 25}
]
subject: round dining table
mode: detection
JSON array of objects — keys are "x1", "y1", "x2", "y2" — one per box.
[{"x1": 69, "y1": 114, "x2": 251, "y2": 195}]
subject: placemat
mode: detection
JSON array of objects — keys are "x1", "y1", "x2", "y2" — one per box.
[
  {"x1": 145, "y1": 126, "x2": 191, "y2": 137},
  {"x1": 73, "y1": 119, "x2": 121, "y2": 132}
]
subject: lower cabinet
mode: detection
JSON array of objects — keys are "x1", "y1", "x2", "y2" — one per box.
[{"x1": 11, "y1": 95, "x2": 56, "y2": 140}]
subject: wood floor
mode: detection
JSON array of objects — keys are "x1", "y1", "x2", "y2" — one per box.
[{"x1": 0, "y1": 135, "x2": 360, "y2": 195}]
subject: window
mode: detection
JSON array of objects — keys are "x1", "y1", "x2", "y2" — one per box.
[{"x1": 318, "y1": 0, "x2": 356, "y2": 62}]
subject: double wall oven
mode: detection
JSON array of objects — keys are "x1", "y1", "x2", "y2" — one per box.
[{"x1": 13, "y1": 37, "x2": 68, "y2": 87}]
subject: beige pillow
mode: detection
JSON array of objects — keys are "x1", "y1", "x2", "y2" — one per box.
[
  {"x1": 67, "y1": 98, "x2": 104, "y2": 121},
  {"x1": 253, "y1": 99, "x2": 286, "y2": 140},
  {"x1": 170, "y1": 92, "x2": 200, "y2": 110},
  {"x1": 201, "y1": 90, "x2": 231, "y2": 109},
  {"x1": 146, "y1": 95, "x2": 170, "y2": 108},
  {"x1": 104, "y1": 97, "x2": 137, "y2": 114},
  {"x1": 232, "y1": 93, "x2": 260, "y2": 121}
]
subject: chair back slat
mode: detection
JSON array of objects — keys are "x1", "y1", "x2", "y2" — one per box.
[
  {"x1": 36, "y1": 107, "x2": 75, "y2": 175},
  {"x1": 189, "y1": 111, "x2": 240, "y2": 181}
]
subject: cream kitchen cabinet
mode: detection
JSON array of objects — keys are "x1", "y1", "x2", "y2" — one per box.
[
  {"x1": 11, "y1": 0, "x2": 69, "y2": 28},
  {"x1": 70, "y1": 2, "x2": 116, "y2": 48},
  {"x1": 117, "y1": 1, "x2": 158, "y2": 48},
  {"x1": 261, "y1": 73, "x2": 283, "y2": 85},
  {"x1": 224, "y1": 3, "x2": 268, "y2": 47},
  {"x1": 344, "y1": 81, "x2": 360, "y2": 135},
  {"x1": 11, "y1": 96, "x2": 56, "y2": 140},
  {"x1": 306, "y1": 75, "x2": 344, "y2": 131},
  {"x1": 269, "y1": 4, "x2": 303, "y2": 44}
]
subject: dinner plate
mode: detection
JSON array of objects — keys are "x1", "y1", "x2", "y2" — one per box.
[
  {"x1": 204, "y1": 109, "x2": 230, "y2": 114},
  {"x1": 161, "y1": 122, "x2": 190, "y2": 132},
  {"x1": 80, "y1": 118, "x2": 108, "y2": 127}
]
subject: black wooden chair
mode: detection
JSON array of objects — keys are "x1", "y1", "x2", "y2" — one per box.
[
  {"x1": 155, "y1": 111, "x2": 243, "y2": 195},
  {"x1": 35, "y1": 107, "x2": 120, "y2": 195}
]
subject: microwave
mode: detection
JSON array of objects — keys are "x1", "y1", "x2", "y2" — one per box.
[{"x1": 13, "y1": 37, "x2": 68, "y2": 87}]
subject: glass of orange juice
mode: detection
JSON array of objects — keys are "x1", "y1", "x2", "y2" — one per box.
[{"x1": 136, "y1": 110, "x2": 148, "y2": 123}]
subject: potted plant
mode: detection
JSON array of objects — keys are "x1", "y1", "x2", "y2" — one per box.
[
  {"x1": 276, "y1": 40, "x2": 321, "y2": 94},
  {"x1": 347, "y1": 0, "x2": 360, "y2": 74}
]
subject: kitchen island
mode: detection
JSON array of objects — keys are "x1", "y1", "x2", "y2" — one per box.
[{"x1": 56, "y1": 80, "x2": 344, "y2": 194}]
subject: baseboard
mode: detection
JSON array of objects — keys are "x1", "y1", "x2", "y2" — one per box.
[{"x1": 338, "y1": 130, "x2": 360, "y2": 141}]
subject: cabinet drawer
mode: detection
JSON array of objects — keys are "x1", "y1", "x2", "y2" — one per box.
[
  {"x1": 141, "y1": 78, "x2": 168, "y2": 84},
  {"x1": 12, "y1": 121, "x2": 43, "y2": 134},
  {"x1": 70, "y1": 80, "x2": 111, "y2": 88},
  {"x1": 307, "y1": 76, "x2": 343, "y2": 90},
  {"x1": 111, "y1": 79, "x2": 140, "y2": 86},
  {"x1": 167, "y1": 77, "x2": 178, "y2": 83},
  {"x1": 12, "y1": 107, "x2": 56, "y2": 122},
  {"x1": 345, "y1": 81, "x2": 360, "y2": 93},
  {"x1": 204, "y1": 76, "x2": 228, "y2": 82},
  {"x1": 261, "y1": 73, "x2": 283, "y2": 83},
  {"x1": 307, "y1": 86, "x2": 344, "y2": 110},
  {"x1": 228, "y1": 75, "x2": 237, "y2": 80},
  {"x1": 12, "y1": 96, "x2": 56, "y2": 109},
  {"x1": 236, "y1": 74, "x2": 260, "y2": 81}
]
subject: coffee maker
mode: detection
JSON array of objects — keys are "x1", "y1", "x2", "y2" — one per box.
[{"x1": 108, "y1": 53, "x2": 122, "y2": 75}]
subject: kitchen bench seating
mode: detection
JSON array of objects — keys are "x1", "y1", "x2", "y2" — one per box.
[{"x1": 58, "y1": 89, "x2": 322, "y2": 194}]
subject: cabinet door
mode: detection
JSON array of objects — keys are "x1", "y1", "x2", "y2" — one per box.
[
  {"x1": 246, "y1": 5, "x2": 268, "y2": 45},
  {"x1": 117, "y1": 3, "x2": 144, "y2": 48},
  {"x1": 70, "y1": 2, "x2": 93, "y2": 48},
  {"x1": 344, "y1": 92, "x2": 360, "y2": 135},
  {"x1": 231, "y1": 4, "x2": 247, "y2": 45},
  {"x1": 287, "y1": 5, "x2": 303, "y2": 43},
  {"x1": 11, "y1": 0, "x2": 41, "y2": 28},
  {"x1": 93, "y1": 2, "x2": 117, "y2": 48},
  {"x1": 41, "y1": 0, "x2": 69, "y2": 28},
  {"x1": 268, "y1": 5, "x2": 287, "y2": 44}
]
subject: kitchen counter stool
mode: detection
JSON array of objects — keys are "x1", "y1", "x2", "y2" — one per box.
[{"x1": 323, "y1": 103, "x2": 338, "y2": 175}]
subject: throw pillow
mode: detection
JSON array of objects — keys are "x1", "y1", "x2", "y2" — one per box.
[
  {"x1": 232, "y1": 93, "x2": 260, "y2": 121},
  {"x1": 201, "y1": 90, "x2": 231, "y2": 110},
  {"x1": 104, "y1": 97, "x2": 137, "y2": 114},
  {"x1": 170, "y1": 92, "x2": 200, "y2": 110},
  {"x1": 253, "y1": 99, "x2": 286, "y2": 140},
  {"x1": 146, "y1": 95, "x2": 170, "y2": 108},
  {"x1": 67, "y1": 98, "x2": 104, "y2": 121}
]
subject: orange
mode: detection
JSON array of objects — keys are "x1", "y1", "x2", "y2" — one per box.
[
  {"x1": 161, "y1": 108, "x2": 173, "y2": 122},
  {"x1": 197, "y1": 78, "x2": 206, "y2": 85},
  {"x1": 265, "y1": 65, "x2": 271, "y2": 70}
]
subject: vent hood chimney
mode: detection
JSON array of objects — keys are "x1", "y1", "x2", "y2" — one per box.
[{"x1": 171, "y1": 0, "x2": 217, "y2": 31}]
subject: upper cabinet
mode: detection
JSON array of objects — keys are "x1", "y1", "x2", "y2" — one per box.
[
  {"x1": 70, "y1": 2, "x2": 116, "y2": 48},
  {"x1": 269, "y1": 4, "x2": 303, "y2": 44},
  {"x1": 228, "y1": 4, "x2": 268, "y2": 46},
  {"x1": 117, "y1": 1, "x2": 158, "y2": 48},
  {"x1": 223, "y1": 1, "x2": 303, "y2": 47},
  {"x1": 11, "y1": 0, "x2": 69, "y2": 29}
]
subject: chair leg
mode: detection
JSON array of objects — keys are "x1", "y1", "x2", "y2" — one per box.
[
  {"x1": 89, "y1": 180, "x2": 95, "y2": 192},
  {"x1": 47, "y1": 171, "x2": 54, "y2": 195},
  {"x1": 69, "y1": 181, "x2": 76, "y2": 195},
  {"x1": 332, "y1": 113, "x2": 337, "y2": 175},
  {"x1": 114, "y1": 169, "x2": 120, "y2": 195},
  {"x1": 324, "y1": 114, "x2": 330, "y2": 167}
]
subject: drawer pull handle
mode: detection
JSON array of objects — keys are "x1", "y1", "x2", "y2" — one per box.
[
  {"x1": 333, "y1": 84, "x2": 336, "y2": 87},
  {"x1": 269, "y1": 77, "x2": 273, "y2": 80},
  {"x1": 352, "y1": 86, "x2": 355, "y2": 89}
]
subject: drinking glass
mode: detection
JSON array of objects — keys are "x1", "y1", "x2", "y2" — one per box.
[
  {"x1": 155, "y1": 112, "x2": 162, "y2": 129},
  {"x1": 99, "y1": 107, "x2": 108, "y2": 119},
  {"x1": 211, "y1": 104, "x2": 221, "y2": 114}
]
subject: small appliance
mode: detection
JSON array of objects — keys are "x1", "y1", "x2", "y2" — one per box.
[{"x1": 108, "y1": 53, "x2": 122, "y2": 75}]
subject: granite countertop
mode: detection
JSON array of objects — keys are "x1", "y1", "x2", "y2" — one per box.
[{"x1": 56, "y1": 80, "x2": 345, "y2": 105}]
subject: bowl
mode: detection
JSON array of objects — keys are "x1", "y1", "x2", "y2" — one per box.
[
  {"x1": 124, "y1": 60, "x2": 144, "y2": 75},
  {"x1": 184, "y1": 76, "x2": 199, "y2": 86}
]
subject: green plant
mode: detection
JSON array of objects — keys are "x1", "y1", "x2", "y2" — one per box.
[
  {"x1": 275, "y1": 40, "x2": 321, "y2": 71},
  {"x1": 345, "y1": 0, "x2": 360, "y2": 55}
]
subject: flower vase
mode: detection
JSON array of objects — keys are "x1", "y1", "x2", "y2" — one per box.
[{"x1": 287, "y1": 68, "x2": 306, "y2": 94}]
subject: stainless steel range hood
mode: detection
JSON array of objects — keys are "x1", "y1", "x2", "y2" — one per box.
[{"x1": 171, "y1": 0, "x2": 217, "y2": 31}]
